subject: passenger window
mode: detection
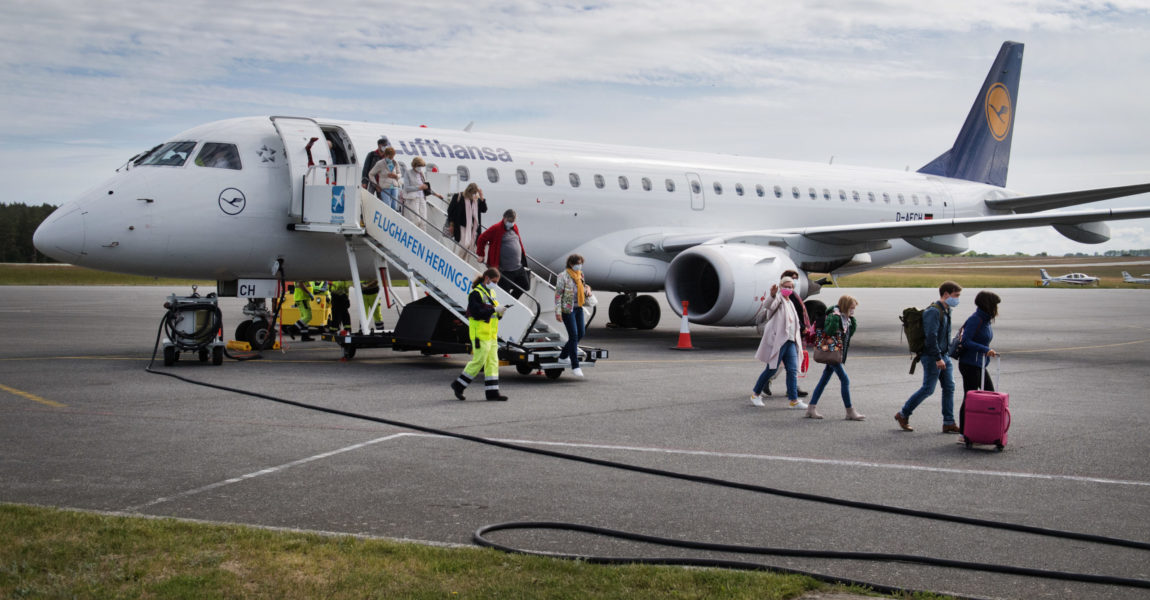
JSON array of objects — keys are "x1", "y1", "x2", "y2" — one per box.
[
  {"x1": 487, "y1": 167, "x2": 500, "y2": 183},
  {"x1": 735, "y1": 183, "x2": 744, "y2": 196},
  {"x1": 756, "y1": 184, "x2": 765, "y2": 197},
  {"x1": 713, "y1": 182, "x2": 723, "y2": 195},
  {"x1": 868, "y1": 192, "x2": 876, "y2": 203},
  {"x1": 141, "y1": 141, "x2": 197, "y2": 167},
  {"x1": 822, "y1": 188, "x2": 831, "y2": 201},
  {"x1": 195, "y1": 143, "x2": 242, "y2": 170},
  {"x1": 618, "y1": 176, "x2": 629, "y2": 190},
  {"x1": 774, "y1": 185, "x2": 782, "y2": 199},
  {"x1": 791, "y1": 186, "x2": 800, "y2": 199},
  {"x1": 926, "y1": 195, "x2": 933, "y2": 206},
  {"x1": 594, "y1": 174, "x2": 605, "y2": 189},
  {"x1": 691, "y1": 181, "x2": 702, "y2": 194},
  {"x1": 839, "y1": 189, "x2": 847, "y2": 201},
  {"x1": 852, "y1": 190, "x2": 861, "y2": 202},
  {"x1": 570, "y1": 173, "x2": 581, "y2": 188},
  {"x1": 884, "y1": 193, "x2": 892, "y2": 204},
  {"x1": 808, "y1": 187, "x2": 817, "y2": 201},
  {"x1": 515, "y1": 169, "x2": 527, "y2": 184},
  {"x1": 457, "y1": 165, "x2": 470, "y2": 182},
  {"x1": 665, "y1": 179, "x2": 676, "y2": 192},
  {"x1": 641, "y1": 177, "x2": 652, "y2": 191},
  {"x1": 543, "y1": 171, "x2": 555, "y2": 186}
]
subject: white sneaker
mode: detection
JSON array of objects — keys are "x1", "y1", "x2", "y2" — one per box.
[
  {"x1": 789, "y1": 399, "x2": 809, "y2": 409},
  {"x1": 750, "y1": 393, "x2": 765, "y2": 407},
  {"x1": 571, "y1": 368, "x2": 584, "y2": 377}
]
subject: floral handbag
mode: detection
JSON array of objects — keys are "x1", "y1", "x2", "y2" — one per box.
[{"x1": 812, "y1": 329, "x2": 844, "y2": 364}]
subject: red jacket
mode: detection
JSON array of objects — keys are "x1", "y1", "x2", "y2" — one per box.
[{"x1": 475, "y1": 221, "x2": 526, "y2": 270}]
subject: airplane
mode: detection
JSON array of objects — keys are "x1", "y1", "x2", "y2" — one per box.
[
  {"x1": 1039, "y1": 269, "x2": 1100, "y2": 287},
  {"x1": 32, "y1": 41, "x2": 1150, "y2": 342},
  {"x1": 1121, "y1": 271, "x2": 1150, "y2": 284}
]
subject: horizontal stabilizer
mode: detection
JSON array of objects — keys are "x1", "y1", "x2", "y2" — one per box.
[{"x1": 985, "y1": 183, "x2": 1150, "y2": 213}]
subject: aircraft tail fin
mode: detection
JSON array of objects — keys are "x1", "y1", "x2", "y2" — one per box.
[
  {"x1": 1040, "y1": 269, "x2": 1051, "y2": 286},
  {"x1": 1122, "y1": 271, "x2": 1133, "y2": 281},
  {"x1": 917, "y1": 41, "x2": 1023, "y2": 187}
]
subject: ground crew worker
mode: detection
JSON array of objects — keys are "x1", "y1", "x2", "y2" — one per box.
[
  {"x1": 292, "y1": 280, "x2": 316, "y2": 341},
  {"x1": 451, "y1": 268, "x2": 508, "y2": 401},
  {"x1": 328, "y1": 280, "x2": 351, "y2": 331}
]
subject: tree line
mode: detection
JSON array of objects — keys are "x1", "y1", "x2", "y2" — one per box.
[{"x1": 0, "y1": 203, "x2": 59, "y2": 262}]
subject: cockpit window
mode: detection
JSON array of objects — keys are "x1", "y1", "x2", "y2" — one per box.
[
  {"x1": 195, "y1": 143, "x2": 242, "y2": 170},
  {"x1": 139, "y1": 141, "x2": 197, "y2": 167}
]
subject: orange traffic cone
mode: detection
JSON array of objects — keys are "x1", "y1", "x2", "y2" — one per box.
[{"x1": 672, "y1": 300, "x2": 695, "y2": 350}]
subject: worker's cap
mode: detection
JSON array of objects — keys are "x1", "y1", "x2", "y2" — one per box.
[
  {"x1": 411, "y1": 156, "x2": 426, "y2": 167},
  {"x1": 377, "y1": 137, "x2": 389, "y2": 146}
]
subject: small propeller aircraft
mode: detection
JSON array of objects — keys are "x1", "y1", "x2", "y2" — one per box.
[
  {"x1": 1121, "y1": 271, "x2": 1150, "y2": 284},
  {"x1": 1039, "y1": 269, "x2": 1100, "y2": 286}
]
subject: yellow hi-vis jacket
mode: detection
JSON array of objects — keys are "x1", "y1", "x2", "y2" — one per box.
[{"x1": 467, "y1": 283, "x2": 501, "y2": 342}]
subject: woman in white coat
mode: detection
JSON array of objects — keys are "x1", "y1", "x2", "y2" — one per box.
[
  {"x1": 750, "y1": 276, "x2": 807, "y2": 409},
  {"x1": 402, "y1": 156, "x2": 443, "y2": 232}
]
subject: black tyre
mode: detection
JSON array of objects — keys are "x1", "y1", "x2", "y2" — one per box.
[
  {"x1": 515, "y1": 362, "x2": 533, "y2": 375},
  {"x1": 630, "y1": 295, "x2": 661, "y2": 330},
  {"x1": 608, "y1": 295, "x2": 632, "y2": 327},
  {"x1": 544, "y1": 368, "x2": 563, "y2": 380},
  {"x1": 342, "y1": 345, "x2": 357, "y2": 359},
  {"x1": 198, "y1": 348, "x2": 209, "y2": 363},
  {"x1": 964, "y1": 440, "x2": 973, "y2": 449},
  {"x1": 212, "y1": 346, "x2": 224, "y2": 365},
  {"x1": 162, "y1": 346, "x2": 176, "y2": 366},
  {"x1": 248, "y1": 320, "x2": 275, "y2": 350},
  {"x1": 234, "y1": 320, "x2": 252, "y2": 345}
]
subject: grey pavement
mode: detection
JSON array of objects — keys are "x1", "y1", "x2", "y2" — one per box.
[{"x1": 1, "y1": 285, "x2": 1148, "y2": 599}]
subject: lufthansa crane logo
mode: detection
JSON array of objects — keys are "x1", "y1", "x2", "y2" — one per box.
[{"x1": 985, "y1": 83, "x2": 1012, "y2": 141}]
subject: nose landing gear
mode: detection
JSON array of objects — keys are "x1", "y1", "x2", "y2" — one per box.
[{"x1": 607, "y1": 293, "x2": 661, "y2": 330}]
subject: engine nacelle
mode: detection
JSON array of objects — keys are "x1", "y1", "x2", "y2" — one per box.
[
  {"x1": 1054, "y1": 221, "x2": 1110, "y2": 244},
  {"x1": 665, "y1": 243, "x2": 800, "y2": 326}
]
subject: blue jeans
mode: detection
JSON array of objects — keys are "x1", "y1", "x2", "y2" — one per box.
[
  {"x1": 559, "y1": 307, "x2": 585, "y2": 368},
  {"x1": 382, "y1": 187, "x2": 400, "y2": 211},
  {"x1": 810, "y1": 362, "x2": 851, "y2": 407},
  {"x1": 900, "y1": 355, "x2": 956, "y2": 425},
  {"x1": 753, "y1": 340, "x2": 798, "y2": 400}
]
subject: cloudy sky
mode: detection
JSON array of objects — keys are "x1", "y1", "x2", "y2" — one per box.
[{"x1": 3, "y1": 0, "x2": 1150, "y2": 255}]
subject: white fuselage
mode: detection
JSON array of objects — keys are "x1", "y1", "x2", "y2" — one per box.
[{"x1": 34, "y1": 116, "x2": 1012, "y2": 293}]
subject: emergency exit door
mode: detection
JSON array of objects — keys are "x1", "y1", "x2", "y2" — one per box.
[{"x1": 686, "y1": 172, "x2": 705, "y2": 210}]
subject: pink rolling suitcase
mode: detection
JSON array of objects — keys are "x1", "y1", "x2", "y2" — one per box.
[{"x1": 963, "y1": 357, "x2": 1010, "y2": 451}]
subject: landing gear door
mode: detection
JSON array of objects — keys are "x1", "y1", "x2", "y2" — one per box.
[
  {"x1": 271, "y1": 116, "x2": 333, "y2": 218},
  {"x1": 686, "y1": 172, "x2": 705, "y2": 211}
]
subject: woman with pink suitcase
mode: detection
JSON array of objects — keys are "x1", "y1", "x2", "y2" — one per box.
[{"x1": 955, "y1": 291, "x2": 1008, "y2": 449}]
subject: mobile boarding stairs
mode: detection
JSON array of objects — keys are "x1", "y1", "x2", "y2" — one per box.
[{"x1": 287, "y1": 163, "x2": 607, "y2": 379}]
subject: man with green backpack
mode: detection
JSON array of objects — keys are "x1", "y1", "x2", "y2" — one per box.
[{"x1": 895, "y1": 281, "x2": 963, "y2": 433}]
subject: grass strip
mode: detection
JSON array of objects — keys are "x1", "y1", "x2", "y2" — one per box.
[{"x1": 1, "y1": 504, "x2": 949, "y2": 599}]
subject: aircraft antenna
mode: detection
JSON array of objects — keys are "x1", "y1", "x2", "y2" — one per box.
[{"x1": 464, "y1": 121, "x2": 474, "y2": 132}]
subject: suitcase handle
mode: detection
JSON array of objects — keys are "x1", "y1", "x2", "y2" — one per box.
[
  {"x1": 1003, "y1": 407, "x2": 1011, "y2": 433},
  {"x1": 980, "y1": 354, "x2": 1002, "y2": 391}
]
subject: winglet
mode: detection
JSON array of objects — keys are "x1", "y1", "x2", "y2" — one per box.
[{"x1": 918, "y1": 41, "x2": 1024, "y2": 187}]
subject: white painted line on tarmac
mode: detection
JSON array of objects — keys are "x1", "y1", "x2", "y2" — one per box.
[
  {"x1": 122, "y1": 433, "x2": 412, "y2": 513},
  {"x1": 483, "y1": 436, "x2": 1150, "y2": 489}
]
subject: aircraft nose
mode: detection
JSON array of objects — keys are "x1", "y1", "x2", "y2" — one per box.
[{"x1": 33, "y1": 206, "x2": 85, "y2": 264}]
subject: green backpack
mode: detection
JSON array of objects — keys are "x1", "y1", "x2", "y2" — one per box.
[{"x1": 900, "y1": 305, "x2": 938, "y2": 374}]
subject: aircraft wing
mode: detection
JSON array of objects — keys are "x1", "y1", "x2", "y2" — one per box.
[
  {"x1": 654, "y1": 206, "x2": 1150, "y2": 257},
  {"x1": 983, "y1": 183, "x2": 1150, "y2": 213}
]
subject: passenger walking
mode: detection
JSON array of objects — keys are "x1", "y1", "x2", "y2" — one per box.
[
  {"x1": 361, "y1": 137, "x2": 389, "y2": 194},
  {"x1": 765, "y1": 269, "x2": 813, "y2": 398},
  {"x1": 368, "y1": 147, "x2": 401, "y2": 210},
  {"x1": 806, "y1": 295, "x2": 865, "y2": 420},
  {"x1": 555, "y1": 254, "x2": 591, "y2": 377},
  {"x1": 451, "y1": 268, "x2": 509, "y2": 401},
  {"x1": 402, "y1": 156, "x2": 443, "y2": 231},
  {"x1": 750, "y1": 277, "x2": 806, "y2": 409},
  {"x1": 475, "y1": 209, "x2": 529, "y2": 299},
  {"x1": 447, "y1": 183, "x2": 487, "y2": 260},
  {"x1": 956, "y1": 291, "x2": 1001, "y2": 433},
  {"x1": 895, "y1": 281, "x2": 963, "y2": 432}
]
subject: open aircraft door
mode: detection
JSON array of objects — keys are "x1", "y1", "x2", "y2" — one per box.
[
  {"x1": 271, "y1": 116, "x2": 333, "y2": 218},
  {"x1": 686, "y1": 172, "x2": 705, "y2": 210}
]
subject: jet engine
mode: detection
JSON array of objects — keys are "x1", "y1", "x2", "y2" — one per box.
[{"x1": 664, "y1": 243, "x2": 801, "y2": 326}]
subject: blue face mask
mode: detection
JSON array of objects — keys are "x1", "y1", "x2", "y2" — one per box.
[
  {"x1": 945, "y1": 297, "x2": 960, "y2": 308},
  {"x1": 572, "y1": 264, "x2": 583, "y2": 272}
]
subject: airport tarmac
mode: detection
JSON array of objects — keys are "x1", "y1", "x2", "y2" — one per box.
[{"x1": 1, "y1": 285, "x2": 1148, "y2": 599}]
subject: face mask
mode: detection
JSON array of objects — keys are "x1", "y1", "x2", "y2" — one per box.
[
  {"x1": 945, "y1": 297, "x2": 960, "y2": 307},
  {"x1": 504, "y1": 220, "x2": 514, "y2": 228},
  {"x1": 572, "y1": 264, "x2": 583, "y2": 272},
  {"x1": 780, "y1": 288, "x2": 793, "y2": 298},
  {"x1": 486, "y1": 282, "x2": 498, "y2": 290}
]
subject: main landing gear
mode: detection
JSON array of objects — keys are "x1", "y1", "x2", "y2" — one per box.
[{"x1": 607, "y1": 293, "x2": 661, "y2": 330}]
